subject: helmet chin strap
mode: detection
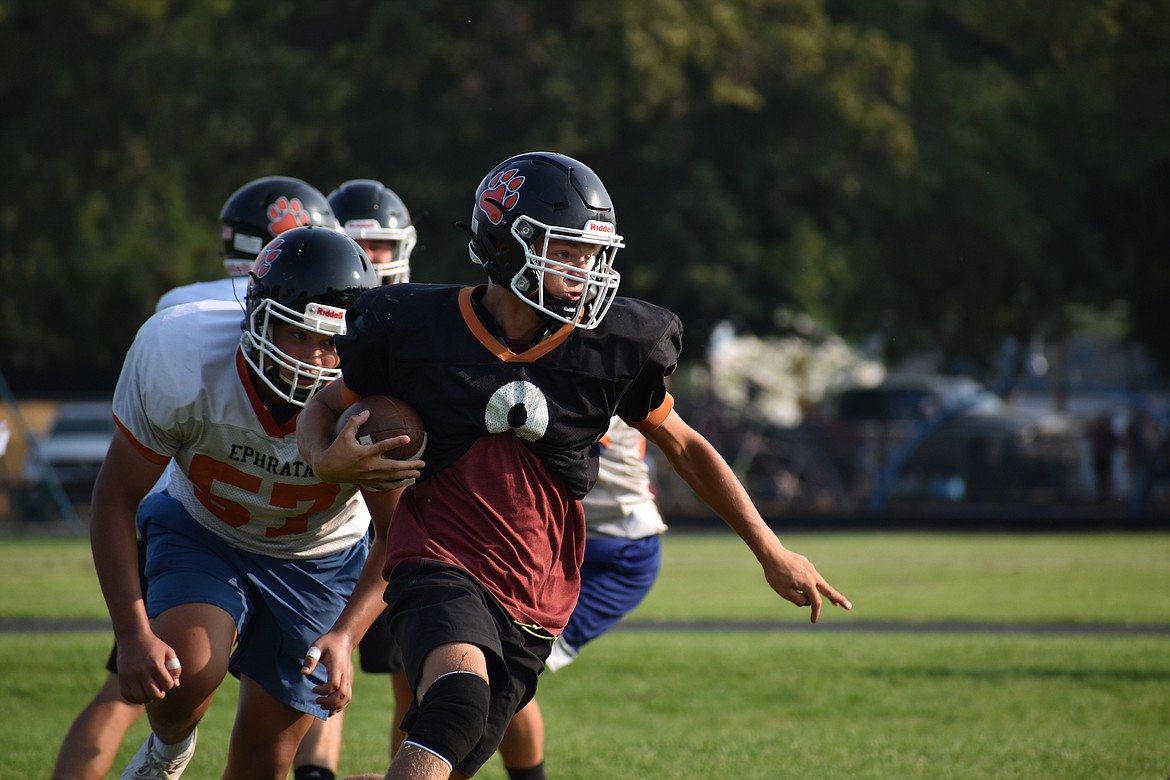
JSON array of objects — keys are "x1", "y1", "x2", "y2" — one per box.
[
  {"x1": 257, "y1": 356, "x2": 297, "y2": 403},
  {"x1": 539, "y1": 291, "x2": 574, "y2": 321},
  {"x1": 525, "y1": 285, "x2": 587, "y2": 328},
  {"x1": 282, "y1": 371, "x2": 313, "y2": 404},
  {"x1": 458, "y1": 220, "x2": 506, "y2": 285},
  {"x1": 250, "y1": 335, "x2": 314, "y2": 406}
]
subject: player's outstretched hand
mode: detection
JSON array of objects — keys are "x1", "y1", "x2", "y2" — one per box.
[
  {"x1": 301, "y1": 632, "x2": 356, "y2": 717},
  {"x1": 764, "y1": 547, "x2": 852, "y2": 624},
  {"x1": 315, "y1": 409, "x2": 424, "y2": 491}
]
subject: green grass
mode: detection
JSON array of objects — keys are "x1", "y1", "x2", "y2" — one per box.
[
  {"x1": 532, "y1": 632, "x2": 1170, "y2": 780},
  {"x1": 1, "y1": 533, "x2": 1169, "y2": 779},
  {"x1": 637, "y1": 531, "x2": 1170, "y2": 625}
]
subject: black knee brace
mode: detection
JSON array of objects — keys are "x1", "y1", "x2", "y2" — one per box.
[{"x1": 405, "y1": 670, "x2": 491, "y2": 768}]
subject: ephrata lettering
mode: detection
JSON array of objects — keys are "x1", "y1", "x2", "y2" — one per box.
[{"x1": 226, "y1": 443, "x2": 315, "y2": 478}]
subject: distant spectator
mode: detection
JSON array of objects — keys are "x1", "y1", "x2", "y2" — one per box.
[
  {"x1": 1158, "y1": 426, "x2": 1170, "y2": 502},
  {"x1": 1086, "y1": 412, "x2": 1118, "y2": 502},
  {"x1": 1124, "y1": 405, "x2": 1159, "y2": 513}
]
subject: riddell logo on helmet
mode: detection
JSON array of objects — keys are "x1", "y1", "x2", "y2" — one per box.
[
  {"x1": 308, "y1": 304, "x2": 344, "y2": 320},
  {"x1": 251, "y1": 238, "x2": 285, "y2": 279},
  {"x1": 584, "y1": 220, "x2": 615, "y2": 234},
  {"x1": 306, "y1": 303, "x2": 348, "y2": 334},
  {"x1": 480, "y1": 169, "x2": 525, "y2": 224}
]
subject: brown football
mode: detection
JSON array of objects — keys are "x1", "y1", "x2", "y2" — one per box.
[{"x1": 333, "y1": 395, "x2": 426, "y2": 460}]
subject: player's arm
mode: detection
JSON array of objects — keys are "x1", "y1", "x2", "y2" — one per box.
[
  {"x1": 642, "y1": 409, "x2": 852, "y2": 623},
  {"x1": 89, "y1": 427, "x2": 175, "y2": 702},
  {"x1": 302, "y1": 486, "x2": 400, "y2": 714},
  {"x1": 297, "y1": 380, "x2": 420, "y2": 490}
]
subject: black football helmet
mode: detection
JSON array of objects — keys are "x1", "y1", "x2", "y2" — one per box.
[
  {"x1": 219, "y1": 176, "x2": 339, "y2": 278},
  {"x1": 327, "y1": 179, "x2": 417, "y2": 284},
  {"x1": 241, "y1": 225, "x2": 378, "y2": 406},
  {"x1": 466, "y1": 152, "x2": 624, "y2": 329}
]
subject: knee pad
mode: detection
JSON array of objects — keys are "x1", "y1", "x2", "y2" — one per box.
[{"x1": 405, "y1": 670, "x2": 491, "y2": 769}]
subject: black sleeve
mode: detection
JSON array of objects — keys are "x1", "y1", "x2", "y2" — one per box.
[{"x1": 615, "y1": 312, "x2": 682, "y2": 422}]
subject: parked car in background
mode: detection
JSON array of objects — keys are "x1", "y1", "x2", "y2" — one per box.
[
  {"x1": 799, "y1": 374, "x2": 1084, "y2": 509},
  {"x1": 651, "y1": 392, "x2": 849, "y2": 518},
  {"x1": 22, "y1": 399, "x2": 115, "y2": 500}
]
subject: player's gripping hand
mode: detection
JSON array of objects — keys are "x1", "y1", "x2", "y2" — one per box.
[
  {"x1": 764, "y1": 547, "x2": 852, "y2": 624},
  {"x1": 115, "y1": 630, "x2": 183, "y2": 704},
  {"x1": 301, "y1": 632, "x2": 355, "y2": 717},
  {"x1": 314, "y1": 408, "x2": 424, "y2": 491}
]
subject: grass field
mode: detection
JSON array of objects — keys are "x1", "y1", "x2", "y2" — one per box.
[{"x1": 2, "y1": 532, "x2": 1169, "y2": 779}]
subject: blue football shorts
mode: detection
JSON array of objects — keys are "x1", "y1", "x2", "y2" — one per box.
[
  {"x1": 137, "y1": 491, "x2": 368, "y2": 719},
  {"x1": 559, "y1": 533, "x2": 662, "y2": 652}
]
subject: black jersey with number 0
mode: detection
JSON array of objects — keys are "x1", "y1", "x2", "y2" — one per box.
[{"x1": 336, "y1": 283, "x2": 682, "y2": 498}]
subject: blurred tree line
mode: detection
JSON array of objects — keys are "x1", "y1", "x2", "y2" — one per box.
[{"x1": 1, "y1": 0, "x2": 1166, "y2": 396}]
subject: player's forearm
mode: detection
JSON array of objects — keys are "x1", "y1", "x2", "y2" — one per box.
[
  {"x1": 330, "y1": 536, "x2": 389, "y2": 643},
  {"x1": 89, "y1": 497, "x2": 151, "y2": 641},
  {"x1": 665, "y1": 439, "x2": 788, "y2": 564},
  {"x1": 297, "y1": 395, "x2": 337, "y2": 467}
]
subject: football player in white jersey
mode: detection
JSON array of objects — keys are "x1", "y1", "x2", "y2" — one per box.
[
  {"x1": 52, "y1": 180, "x2": 348, "y2": 780},
  {"x1": 89, "y1": 226, "x2": 396, "y2": 780}
]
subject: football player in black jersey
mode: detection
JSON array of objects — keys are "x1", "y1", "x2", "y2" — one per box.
[{"x1": 298, "y1": 151, "x2": 851, "y2": 780}]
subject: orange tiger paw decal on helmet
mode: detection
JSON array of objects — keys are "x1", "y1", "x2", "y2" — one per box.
[
  {"x1": 479, "y1": 169, "x2": 525, "y2": 224},
  {"x1": 267, "y1": 196, "x2": 312, "y2": 235}
]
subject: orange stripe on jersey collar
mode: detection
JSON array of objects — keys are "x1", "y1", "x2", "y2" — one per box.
[
  {"x1": 458, "y1": 286, "x2": 575, "y2": 363},
  {"x1": 237, "y1": 349, "x2": 297, "y2": 437}
]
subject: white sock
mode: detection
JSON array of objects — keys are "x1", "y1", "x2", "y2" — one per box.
[{"x1": 154, "y1": 731, "x2": 195, "y2": 759}]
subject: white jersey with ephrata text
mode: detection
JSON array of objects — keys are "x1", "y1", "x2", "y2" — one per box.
[
  {"x1": 152, "y1": 278, "x2": 372, "y2": 528},
  {"x1": 156, "y1": 276, "x2": 250, "y2": 312},
  {"x1": 582, "y1": 417, "x2": 668, "y2": 540},
  {"x1": 113, "y1": 299, "x2": 368, "y2": 558}
]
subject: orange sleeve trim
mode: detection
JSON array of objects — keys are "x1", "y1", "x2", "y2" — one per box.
[
  {"x1": 113, "y1": 415, "x2": 171, "y2": 466},
  {"x1": 625, "y1": 391, "x2": 675, "y2": 435}
]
